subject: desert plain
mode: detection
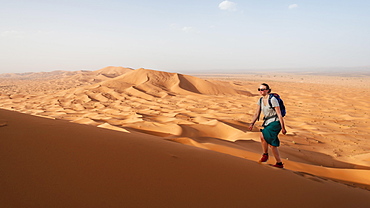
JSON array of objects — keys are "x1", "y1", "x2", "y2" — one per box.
[{"x1": 1, "y1": 66, "x2": 370, "y2": 207}]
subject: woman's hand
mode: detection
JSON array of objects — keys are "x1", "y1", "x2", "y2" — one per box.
[
  {"x1": 248, "y1": 123, "x2": 254, "y2": 131},
  {"x1": 281, "y1": 128, "x2": 287, "y2": 135}
]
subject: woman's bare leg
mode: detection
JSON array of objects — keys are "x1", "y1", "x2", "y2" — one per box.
[
  {"x1": 260, "y1": 133, "x2": 268, "y2": 154},
  {"x1": 270, "y1": 145, "x2": 282, "y2": 163}
]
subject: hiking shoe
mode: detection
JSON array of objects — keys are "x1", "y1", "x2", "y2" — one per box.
[
  {"x1": 272, "y1": 162, "x2": 284, "y2": 168},
  {"x1": 259, "y1": 153, "x2": 269, "y2": 163}
]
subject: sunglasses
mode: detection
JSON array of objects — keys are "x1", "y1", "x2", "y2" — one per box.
[{"x1": 258, "y1": 88, "x2": 268, "y2": 91}]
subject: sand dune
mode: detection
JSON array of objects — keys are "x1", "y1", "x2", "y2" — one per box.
[
  {"x1": 1, "y1": 109, "x2": 370, "y2": 208},
  {"x1": 1, "y1": 67, "x2": 370, "y2": 206},
  {"x1": 93, "y1": 66, "x2": 133, "y2": 78},
  {"x1": 102, "y1": 68, "x2": 251, "y2": 96},
  {"x1": 0, "y1": 66, "x2": 132, "y2": 94}
]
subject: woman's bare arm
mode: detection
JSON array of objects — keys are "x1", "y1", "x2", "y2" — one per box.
[
  {"x1": 274, "y1": 106, "x2": 287, "y2": 135},
  {"x1": 248, "y1": 104, "x2": 261, "y2": 131}
]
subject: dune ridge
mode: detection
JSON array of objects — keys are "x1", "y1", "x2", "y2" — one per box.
[
  {"x1": 1, "y1": 67, "x2": 370, "y2": 193},
  {"x1": 102, "y1": 68, "x2": 250, "y2": 96}
]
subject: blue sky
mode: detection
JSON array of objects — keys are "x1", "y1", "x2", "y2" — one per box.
[{"x1": 1, "y1": 0, "x2": 369, "y2": 73}]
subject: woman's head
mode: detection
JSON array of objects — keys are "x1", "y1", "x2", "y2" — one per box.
[{"x1": 259, "y1": 83, "x2": 271, "y2": 94}]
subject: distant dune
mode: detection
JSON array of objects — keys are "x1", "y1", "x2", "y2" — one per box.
[
  {"x1": 0, "y1": 66, "x2": 132, "y2": 80},
  {"x1": 102, "y1": 68, "x2": 251, "y2": 96},
  {"x1": 1, "y1": 66, "x2": 370, "y2": 207},
  {"x1": 0, "y1": 66, "x2": 133, "y2": 94}
]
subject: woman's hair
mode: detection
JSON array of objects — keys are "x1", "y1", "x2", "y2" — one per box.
[{"x1": 261, "y1": 83, "x2": 272, "y2": 93}]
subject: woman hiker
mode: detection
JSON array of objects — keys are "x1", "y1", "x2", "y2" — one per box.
[{"x1": 248, "y1": 83, "x2": 287, "y2": 168}]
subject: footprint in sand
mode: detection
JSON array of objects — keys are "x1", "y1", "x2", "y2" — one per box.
[{"x1": 0, "y1": 120, "x2": 7, "y2": 127}]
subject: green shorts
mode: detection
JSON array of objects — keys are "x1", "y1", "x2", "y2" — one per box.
[{"x1": 260, "y1": 121, "x2": 281, "y2": 147}]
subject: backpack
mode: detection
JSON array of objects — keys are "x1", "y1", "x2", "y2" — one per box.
[{"x1": 259, "y1": 93, "x2": 286, "y2": 117}]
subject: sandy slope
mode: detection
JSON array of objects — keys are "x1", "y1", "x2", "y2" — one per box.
[
  {"x1": 1, "y1": 109, "x2": 370, "y2": 208},
  {"x1": 1, "y1": 67, "x2": 370, "y2": 206}
]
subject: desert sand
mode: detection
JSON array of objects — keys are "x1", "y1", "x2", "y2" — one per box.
[{"x1": 1, "y1": 66, "x2": 370, "y2": 207}]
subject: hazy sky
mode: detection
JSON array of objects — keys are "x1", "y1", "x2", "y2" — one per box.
[{"x1": 1, "y1": 0, "x2": 369, "y2": 73}]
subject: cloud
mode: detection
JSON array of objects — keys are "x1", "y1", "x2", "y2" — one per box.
[
  {"x1": 219, "y1": 1, "x2": 237, "y2": 11},
  {"x1": 288, "y1": 4, "x2": 298, "y2": 9},
  {"x1": 181, "y1": 27, "x2": 194, "y2": 33}
]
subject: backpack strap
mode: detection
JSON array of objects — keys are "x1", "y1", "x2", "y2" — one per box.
[
  {"x1": 262, "y1": 115, "x2": 278, "y2": 127},
  {"x1": 259, "y1": 97, "x2": 263, "y2": 106},
  {"x1": 258, "y1": 97, "x2": 263, "y2": 121},
  {"x1": 268, "y1": 94, "x2": 274, "y2": 109}
]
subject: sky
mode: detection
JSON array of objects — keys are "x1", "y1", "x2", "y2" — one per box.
[{"x1": 1, "y1": 0, "x2": 370, "y2": 74}]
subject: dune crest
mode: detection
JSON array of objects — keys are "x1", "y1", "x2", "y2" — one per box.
[
  {"x1": 102, "y1": 68, "x2": 250, "y2": 96},
  {"x1": 93, "y1": 66, "x2": 133, "y2": 78}
]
